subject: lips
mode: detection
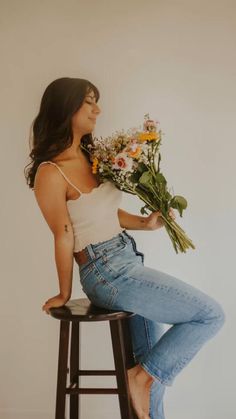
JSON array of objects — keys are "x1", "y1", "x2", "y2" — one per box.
[{"x1": 89, "y1": 117, "x2": 96, "y2": 122}]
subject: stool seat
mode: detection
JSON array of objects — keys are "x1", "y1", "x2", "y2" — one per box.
[
  {"x1": 49, "y1": 297, "x2": 135, "y2": 322},
  {"x1": 49, "y1": 298, "x2": 138, "y2": 419}
]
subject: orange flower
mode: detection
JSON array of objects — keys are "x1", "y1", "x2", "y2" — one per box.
[
  {"x1": 91, "y1": 156, "x2": 99, "y2": 174},
  {"x1": 127, "y1": 146, "x2": 142, "y2": 158}
]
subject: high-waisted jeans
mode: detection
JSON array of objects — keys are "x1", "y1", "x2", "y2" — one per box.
[{"x1": 75, "y1": 229, "x2": 226, "y2": 419}]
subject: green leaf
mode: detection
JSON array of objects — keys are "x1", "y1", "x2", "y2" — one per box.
[
  {"x1": 137, "y1": 162, "x2": 148, "y2": 173},
  {"x1": 129, "y1": 172, "x2": 141, "y2": 183},
  {"x1": 155, "y1": 172, "x2": 167, "y2": 185},
  {"x1": 165, "y1": 191, "x2": 172, "y2": 200},
  {"x1": 139, "y1": 171, "x2": 153, "y2": 187},
  {"x1": 170, "y1": 195, "x2": 188, "y2": 217}
]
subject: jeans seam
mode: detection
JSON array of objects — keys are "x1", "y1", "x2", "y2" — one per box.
[
  {"x1": 144, "y1": 318, "x2": 153, "y2": 351},
  {"x1": 126, "y1": 274, "x2": 221, "y2": 316}
]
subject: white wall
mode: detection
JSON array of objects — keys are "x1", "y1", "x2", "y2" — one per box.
[{"x1": 1, "y1": 0, "x2": 235, "y2": 418}]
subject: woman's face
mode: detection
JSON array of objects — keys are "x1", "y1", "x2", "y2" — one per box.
[{"x1": 72, "y1": 90, "x2": 101, "y2": 136}]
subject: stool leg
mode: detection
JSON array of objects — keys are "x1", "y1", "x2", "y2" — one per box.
[
  {"x1": 55, "y1": 320, "x2": 70, "y2": 419},
  {"x1": 70, "y1": 321, "x2": 80, "y2": 419},
  {"x1": 120, "y1": 319, "x2": 139, "y2": 419},
  {"x1": 109, "y1": 319, "x2": 134, "y2": 419},
  {"x1": 120, "y1": 318, "x2": 137, "y2": 370}
]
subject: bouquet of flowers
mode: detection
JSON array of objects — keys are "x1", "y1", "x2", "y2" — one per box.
[{"x1": 80, "y1": 113, "x2": 195, "y2": 254}]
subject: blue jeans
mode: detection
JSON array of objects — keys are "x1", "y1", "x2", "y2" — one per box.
[{"x1": 76, "y1": 229, "x2": 225, "y2": 419}]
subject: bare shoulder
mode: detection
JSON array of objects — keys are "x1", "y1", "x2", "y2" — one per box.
[{"x1": 34, "y1": 162, "x2": 66, "y2": 194}]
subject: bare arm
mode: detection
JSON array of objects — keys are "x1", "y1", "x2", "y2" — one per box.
[
  {"x1": 118, "y1": 208, "x2": 151, "y2": 230},
  {"x1": 117, "y1": 207, "x2": 173, "y2": 231},
  {"x1": 34, "y1": 164, "x2": 75, "y2": 312},
  {"x1": 53, "y1": 231, "x2": 74, "y2": 300}
]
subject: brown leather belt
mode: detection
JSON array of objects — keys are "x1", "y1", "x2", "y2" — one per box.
[{"x1": 73, "y1": 249, "x2": 89, "y2": 265}]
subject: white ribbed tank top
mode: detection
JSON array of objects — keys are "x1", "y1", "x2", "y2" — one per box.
[{"x1": 37, "y1": 161, "x2": 124, "y2": 252}]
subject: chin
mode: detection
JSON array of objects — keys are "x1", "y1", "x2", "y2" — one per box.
[{"x1": 85, "y1": 129, "x2": 94, "y2": 135}]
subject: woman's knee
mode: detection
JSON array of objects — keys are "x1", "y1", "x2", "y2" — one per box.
[{"x1": 204, "y1": 297, "x2": 226, "y2": 328}]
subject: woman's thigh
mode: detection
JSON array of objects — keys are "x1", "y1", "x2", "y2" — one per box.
[{"x1": 111, "y1": 260, "x2": 223, "y2": 323}]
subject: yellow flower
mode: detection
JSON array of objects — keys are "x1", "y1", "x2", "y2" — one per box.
[{"x1": 138, "y1": 132, "x2": 160, "y2": 142}]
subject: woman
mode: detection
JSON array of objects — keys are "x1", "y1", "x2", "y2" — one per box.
[{"x1": 25, "y1": 77, "x2": 225, "y2": 419}]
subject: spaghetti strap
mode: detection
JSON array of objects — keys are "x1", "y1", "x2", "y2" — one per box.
[{"x1": 38, "y1": 161, "x2": 83, "y2": 194}]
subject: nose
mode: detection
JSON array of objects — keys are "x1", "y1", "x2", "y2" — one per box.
[{"x1": 95, "y1": 104, "x2": 101, "y2": 115}]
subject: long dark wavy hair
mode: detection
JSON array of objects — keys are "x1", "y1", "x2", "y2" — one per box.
[{"x1": 24, "y1": 77, "x2": 100, "y2": 189}]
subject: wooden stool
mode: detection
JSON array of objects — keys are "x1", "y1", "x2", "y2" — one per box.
[{"x1": 49, "y1": 297, "x2": 138, "y2": 419}]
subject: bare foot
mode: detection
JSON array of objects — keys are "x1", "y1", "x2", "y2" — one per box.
[{"x1": 127, "y1": 364, "x2": 155, "y2": 419}]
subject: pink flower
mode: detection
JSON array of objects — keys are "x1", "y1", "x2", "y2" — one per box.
[{"x1": 113, "y1": 152, "x2": 133, "y2": 172}]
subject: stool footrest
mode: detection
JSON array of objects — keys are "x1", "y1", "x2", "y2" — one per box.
[
  {"x1": 77, "y1": 369, "x2": 116, "y2": 376},
  {"x1": 66, "y1": 387, "x2": 120, "y2": 395}
]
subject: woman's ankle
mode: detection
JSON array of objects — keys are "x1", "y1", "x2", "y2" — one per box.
[
  {"x1": 137, "y1": 364, "x2": 155, "y2": 385},
  {"x1": 127, "y1": 363, "x2": 155, "y2": 386},
  {"x1": 127, "y1": 364, "x2": 140, "y2": 376}
]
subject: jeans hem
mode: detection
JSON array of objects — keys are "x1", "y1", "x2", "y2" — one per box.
[{"x1": 140, "y1": 360, "x2": 174, "y2": 386}]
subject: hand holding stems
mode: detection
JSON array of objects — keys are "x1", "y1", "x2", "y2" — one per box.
[
  {"x1": 145, "y1": 208, "x2": 176, "y2": 231},
  {"x1": 42, "y1": 293, "x2": 70, "y2": 314}
]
